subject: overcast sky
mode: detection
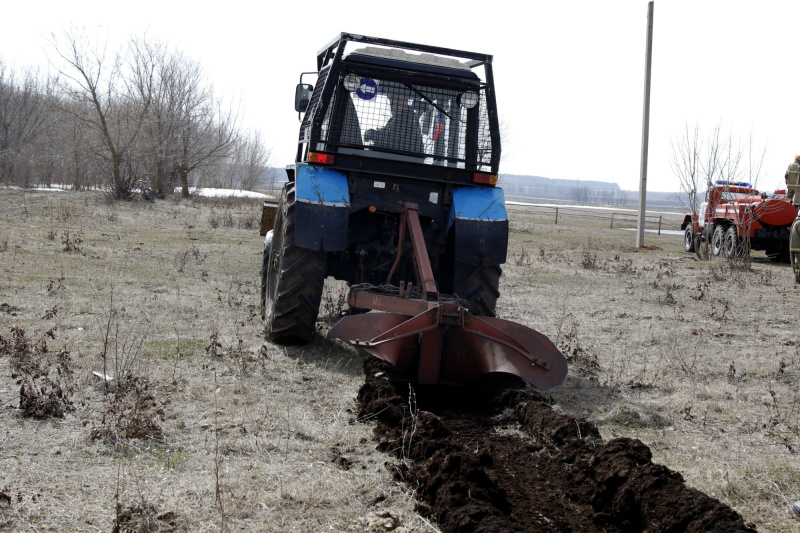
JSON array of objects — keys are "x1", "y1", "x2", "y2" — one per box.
[{"x1": 2, "y1": 0, "x2": 797, "y2": 193}]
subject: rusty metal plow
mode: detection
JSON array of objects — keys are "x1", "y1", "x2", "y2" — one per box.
[{"x1": 327, "y1": 204, "x2": 567, "y2": 390}]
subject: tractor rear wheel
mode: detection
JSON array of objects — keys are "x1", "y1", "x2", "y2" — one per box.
[
  {"x1": 454, "y1": 262, "x2": 501, "y2": 317},
  {"x1": 684, "y1": 226, "x2": 695, "y2": 253},
  {"x1": 712, "y1": 225, "x2": 725, "y2": 256},
  {"x1": 264, "y1": 184, "x2": 326, "y2": 344}
]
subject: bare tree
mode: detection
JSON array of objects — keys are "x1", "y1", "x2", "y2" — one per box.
[
  {"x1": 139, "y1": 42, "x2": 241, "y2": 197},
  {"x1": 571, "y1": 185, "x2": 590, "y2": 204},
  {"x1": 743, "y1": 126, "x2": 767, "y2": 189},
  {"x1": 0, "y1": 60, "x2": 57, "y2": 186},
  {"x1": 195, "y1": 130, "x2": 270, "y2": 192},
  {"x1": 53, "y1": 100, "x2": 94, "y2": 189},
  {"x1": 144, "y1": 45, "x2": 201, "y2": 196},
  {"x1": 672, "y1": 121, "x2": 766, "y2": 208},
  {"x1": 698, "y1": 122, "x2": 764, "y2": 189},
  {"x1": 731, "y1": 127, "x2": 767, "y2": 263},
  {"x1": 173, "y1": 93, "x2": 239, "y2": 197},
  {"x1": 670, "y1": 122, "x2": 703, "y2": 214},
  {"x1": 2, "y1": 32, "x2": 247, "y2": 197},
  {"x1": 231, "y1": 130, "x2": 270, "y2": 191},
  {"x1": 48, "y1": 29, "x2": 157, "y2": 199}
]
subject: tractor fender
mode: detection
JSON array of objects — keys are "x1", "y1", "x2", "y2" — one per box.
[
  {"x1": 448, "y1": 186, "x2": 509, "y2": 267},
  {"x1": 294, "y1": 163, "x2": 349, "y2": 251}
]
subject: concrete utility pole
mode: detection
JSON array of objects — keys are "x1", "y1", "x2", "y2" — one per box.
[{"x1": 636, "y1": 0, "x2": 654, "y2": 248}]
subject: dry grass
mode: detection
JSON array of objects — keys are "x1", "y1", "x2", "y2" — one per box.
[
  {"x1": 1, "y1": 189, "x2": 799, "y2": 531},
  {"x1": 504, "y1": 203, "x2": 800, "y2": 532},
  {"x1": 0, "y1": 189, "x2": 427, "y2": 532}
]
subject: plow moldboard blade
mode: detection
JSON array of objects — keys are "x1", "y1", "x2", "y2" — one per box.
[
  {"x1": 327, "y1": 313, "x2": 415, "y2": 366},
  {"x1": 444, "y1": 316, "x2": 568, "y2": 390},
  {"x1": 327, "y1": 312, "x2": 568, "y2": 390}
]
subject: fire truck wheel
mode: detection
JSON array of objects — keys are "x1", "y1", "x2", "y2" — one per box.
[
  {"x1": 723, "y1": 226, "x2": 741, "y2": 259},
  {"x1": 712, "y1": 225, "x2": 726, "y2": 256},
  {"x1": 684, "y1": 227, "x2": 695, "y2": 253}
]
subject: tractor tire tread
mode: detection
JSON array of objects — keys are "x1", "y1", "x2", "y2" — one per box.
[
  {"x1": 454, "y1": 262, "x2": 502, "y2": 317},
  {"x1": 265, "y1": 184, "x2": 326, "y2": 344}
]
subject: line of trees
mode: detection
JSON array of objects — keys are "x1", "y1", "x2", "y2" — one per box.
[
  {"x1": 500, "y1": 181, "x2": 630, "y2": 206},
  {"x1": 0, "y1": 29, "x2": 272, "y2": 199},
  {"x1": 571, "y1": 187, "x2": 630, "y2": 206}
]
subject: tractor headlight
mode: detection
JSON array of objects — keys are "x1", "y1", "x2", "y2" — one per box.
[
  {"x1": 459, "y1": 91, "x2": 479, "y2": 109},
  {"x1": 343, "y1": 74, "x2": 361, "y2": 92}
]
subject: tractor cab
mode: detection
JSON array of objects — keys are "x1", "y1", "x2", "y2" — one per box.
[{"x1": 294, "y1": 35, "x2": 500, "y2": 186}]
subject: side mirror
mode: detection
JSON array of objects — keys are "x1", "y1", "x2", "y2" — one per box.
[{"x1": 295, "y1": 84, "x2": 313, "y2": 113}]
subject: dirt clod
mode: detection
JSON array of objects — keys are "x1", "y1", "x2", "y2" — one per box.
[{"x1": 358, "y1": 358, "x2": 757, "y2": 533}]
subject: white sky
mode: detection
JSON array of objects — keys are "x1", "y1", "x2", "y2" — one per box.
[{"x1": 2, "y1": 0, "x2": 798, "y2": 193}]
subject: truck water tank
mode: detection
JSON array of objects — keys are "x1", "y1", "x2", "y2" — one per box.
[{"x1": 757, "y1": 199, "x2": 797, "y2": 226}]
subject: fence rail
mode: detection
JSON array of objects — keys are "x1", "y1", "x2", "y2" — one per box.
[{"x1": 507, "y1": 202, "x2": 685, "y2": 234}]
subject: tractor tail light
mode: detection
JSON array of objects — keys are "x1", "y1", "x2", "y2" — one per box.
[
  {"x1": 472, "y1": 172, "x2": 498, "y2": 186},
  {"x1": 309, "y1": 152, "x2": 334, "y2": 165}
]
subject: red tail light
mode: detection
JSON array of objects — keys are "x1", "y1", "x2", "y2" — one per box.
[
  {"x1": 309, "y1": 152, "x2": 334, "y2": 165},
  {"x1": 472, "y1": 172, "x2": 498, "y2": 186}
]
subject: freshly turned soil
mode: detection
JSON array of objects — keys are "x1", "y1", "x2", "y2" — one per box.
[{"x1": 357, "y1": 357, "x2": 757, "y2": 533}]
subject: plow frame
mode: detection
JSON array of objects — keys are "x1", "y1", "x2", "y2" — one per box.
[{"x1": 328, "y1": 203, "x2": 567, "y2": 389}]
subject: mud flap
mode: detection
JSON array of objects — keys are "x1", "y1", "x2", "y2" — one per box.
[
  {"x1": 294, "y1": 163, "x2": 350, "y2": 251},
  {"x1": 448, "y1": 186, "x2": 509, "y2": 266}
]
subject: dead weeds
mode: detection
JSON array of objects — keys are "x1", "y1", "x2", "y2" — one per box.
[
  {"x1": 90, "y1": 376, "x2": 168, "y2": 443},
  {"x1": 0, "y1": 189, "x2": 425, "y2": 532},
  {"x1": 0, "y1": 326, "x2": 75, "y2": 418}
]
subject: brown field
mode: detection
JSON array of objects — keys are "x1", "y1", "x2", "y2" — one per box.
[{"x1": 0, "y1": 188, "x2": 798, "y2": 532}]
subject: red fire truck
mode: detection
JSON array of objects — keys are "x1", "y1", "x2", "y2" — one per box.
[{"x1": 681, "y1": 181, "x2": 797, "y2": 261}]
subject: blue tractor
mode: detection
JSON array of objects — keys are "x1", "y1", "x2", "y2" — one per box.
[{"x1": 261, "y1": 34, "x2": 566, "y2": 390}]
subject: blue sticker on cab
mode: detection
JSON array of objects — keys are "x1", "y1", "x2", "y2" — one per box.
[{"x1": 356, "y1": 78, "x2": 377, "y2": 100}]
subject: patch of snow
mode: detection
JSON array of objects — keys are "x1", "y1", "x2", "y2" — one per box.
[
  {"x1": 3, "y1": 184, "x2": 105, "y2": 192},
  {"x1": 2, "y1": 184, "x2": 274, "y2": 200},
  {"x1": 182, "y1": 187, "x2": 273, "y2": 199},
  {"x1": 621, "y1": 228, "x2": 684, "y2": 235}
]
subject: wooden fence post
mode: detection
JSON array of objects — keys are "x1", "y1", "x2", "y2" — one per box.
[
  {"x1": 555, "y1": 207, "x2": 559, "y2": 225},
  {"x1": 610, "y1": 212, "x2": 614, "y2": 229}
]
